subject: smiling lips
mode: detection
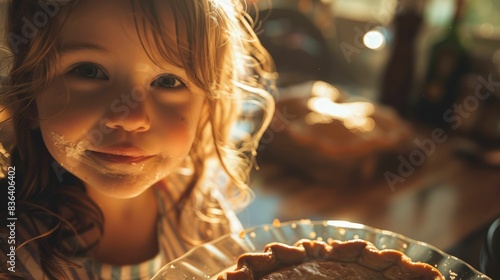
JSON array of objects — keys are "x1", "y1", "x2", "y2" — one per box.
[{"x1": 89, "y1": 149, "x2": 154, "y2": 164}]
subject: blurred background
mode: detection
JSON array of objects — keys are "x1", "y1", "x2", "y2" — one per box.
[
  {"x1": 236, "y1": 0, "x2": 500, "y2": 277},
  {"x1": 252, "y1": 0, "x2": 500, "y2": 112}
]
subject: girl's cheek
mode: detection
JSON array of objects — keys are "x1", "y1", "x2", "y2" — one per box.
[
  {"x1": 36, "y1": 86, "x2": 69, "y2": 119},
  {"x1": 37, "y1": 81, "x2": 107, "y2": 122},
  {"x1": 48, "y1": 131, "x2": 89, "y2": 161}
]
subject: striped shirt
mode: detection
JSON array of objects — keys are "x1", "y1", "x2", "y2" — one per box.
[{"x1": 2, "y1": 171, "x2": 243, "y2": 279}]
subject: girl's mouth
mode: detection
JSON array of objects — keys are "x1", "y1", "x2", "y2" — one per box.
[{"x1": 89, "y1": 151, "x2": 154, "y2": 164}]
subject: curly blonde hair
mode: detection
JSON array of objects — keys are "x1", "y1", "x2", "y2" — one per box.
[{"x1": 0, "y1": 0, "x2": 275, "y2": 278}]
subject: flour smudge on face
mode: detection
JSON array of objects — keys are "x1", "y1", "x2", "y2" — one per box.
[
  {"x1": 50, "y1": 131, "x2": 88, "y2": 160},
  {"x1": 49, "y1": 131, "x2": 172, "y2": 194}
]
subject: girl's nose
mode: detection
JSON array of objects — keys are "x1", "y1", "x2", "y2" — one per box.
[{"x1": 103, "y1": 89, "x2": 151, "y2": 133}]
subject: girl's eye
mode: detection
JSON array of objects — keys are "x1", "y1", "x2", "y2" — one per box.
[
  {"x1": 151, "y1": 75, "x2": 184, "y2": 89},
  {"x1": 69, "y1": 63, "x2": 108, "y2": 80}
]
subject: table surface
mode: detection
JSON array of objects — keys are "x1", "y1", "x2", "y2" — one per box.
[{"x1": 239, "y1": 129, "x2": 500, "y2": 258}]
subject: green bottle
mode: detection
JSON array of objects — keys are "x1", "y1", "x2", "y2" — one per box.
[{"x1": 417, "y1": 0, "x2": 471, "y2": 127}]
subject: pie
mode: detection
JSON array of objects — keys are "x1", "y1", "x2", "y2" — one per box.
[
  {"x1": 260, "y1": 81, "x2": 415, "y2": 185},
  {"x1": 217, "y1": 239, "x2": 444, "y2": 280}
]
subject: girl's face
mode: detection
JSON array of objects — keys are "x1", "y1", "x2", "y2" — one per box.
[{"x1": 36, "y1": 0, "x2": 206, "y2": 198}]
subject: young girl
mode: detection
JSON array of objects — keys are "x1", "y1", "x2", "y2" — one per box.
[{"x1": 0, "y1": 0, "x2": 276, "y2": 279}]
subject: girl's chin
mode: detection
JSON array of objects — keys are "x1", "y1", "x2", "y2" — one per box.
[
  {"x1": 81, "y1": 175, "x2": 161, "y2": 199},
  {"x1": 87, "y1": 185, "x2": 151, "y2": 199}
]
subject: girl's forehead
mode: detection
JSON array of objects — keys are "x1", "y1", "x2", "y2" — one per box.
[
  {"x1": 58, "y1": 0, "x2": 177, "y2": 34},
  {"x1": 57, "y1": 0, "x2": 179, "y2": 49}
]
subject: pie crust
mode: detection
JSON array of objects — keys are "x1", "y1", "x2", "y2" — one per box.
[{"x1": 217, "y1": 239, "x2": 445, "y2": 280}]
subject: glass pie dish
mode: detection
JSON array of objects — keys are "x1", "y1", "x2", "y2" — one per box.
[{"x1": 151, "y1": 220, "x2": 492, "y2": 280}]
